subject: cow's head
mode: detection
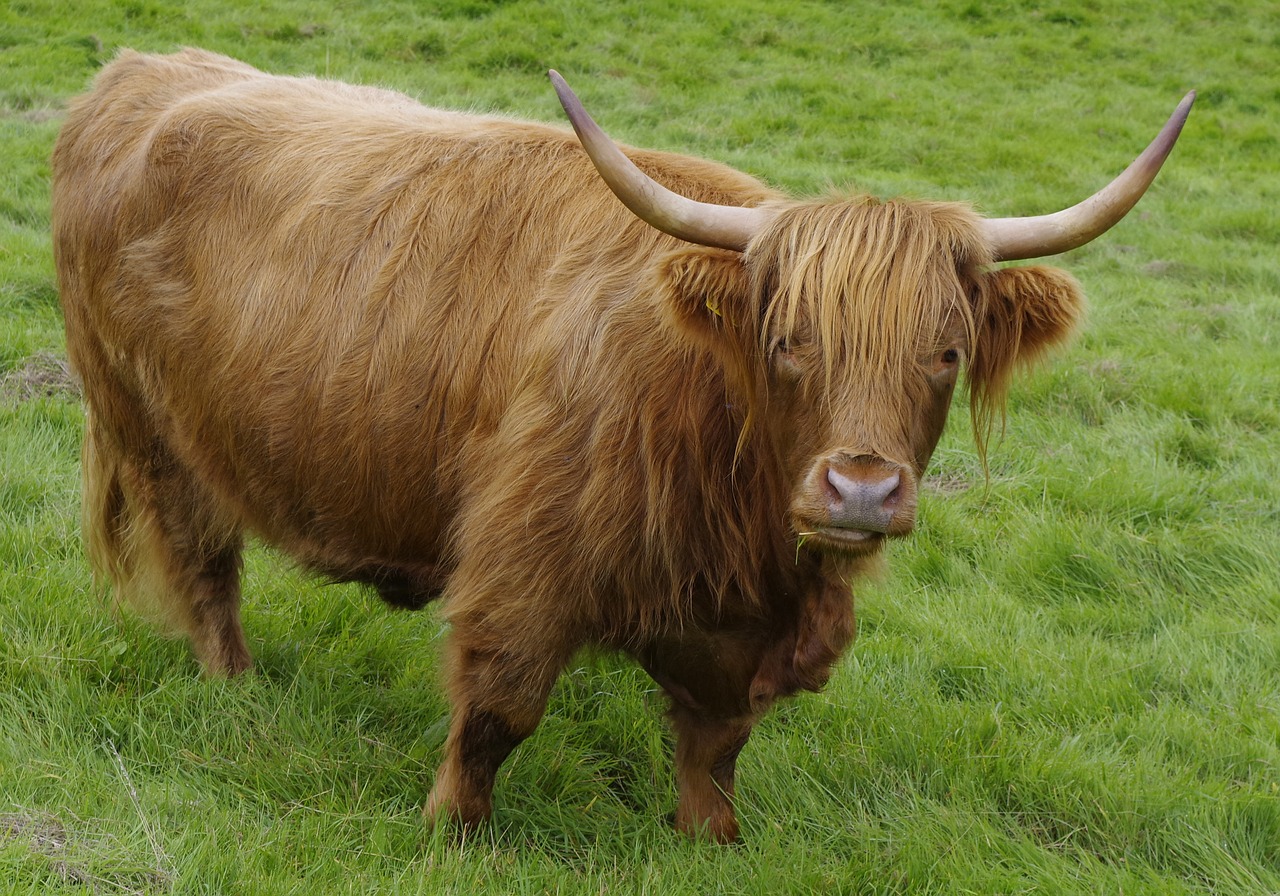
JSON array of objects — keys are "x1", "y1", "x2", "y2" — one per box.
[{"x1": 551, "y1": 73, "x2": 1193, "y2": 556}]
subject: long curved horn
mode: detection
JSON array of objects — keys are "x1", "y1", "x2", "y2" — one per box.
[
  {"x1": 549, "y1": 70, "x2": 771, "y2": 252},
  {"x1": 982, "y1": 91, "x2": 1196, "y2": 261}
]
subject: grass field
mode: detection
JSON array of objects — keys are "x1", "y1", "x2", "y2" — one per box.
[{"x1": 2, "y1": 1, "x2": 1278, "y2": 893}]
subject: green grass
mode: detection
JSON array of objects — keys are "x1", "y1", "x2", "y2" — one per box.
[{"x1": 2, "y1": 0, "x2": 1278, "y2": 892}]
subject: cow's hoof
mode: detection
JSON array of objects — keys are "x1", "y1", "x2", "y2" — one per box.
[{"x1": 674, "y1": 809, "x2": 740, "y2": 844}]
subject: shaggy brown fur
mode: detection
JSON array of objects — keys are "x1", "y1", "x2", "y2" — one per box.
[{"x1": 53, "y1": 49, "x2": 1084, "y2": 842}]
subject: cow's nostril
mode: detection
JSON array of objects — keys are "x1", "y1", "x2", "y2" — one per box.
[
  {"x1": 882, "y1": 478, "x2": 902, "y2": 513},
  {"x1": 822, "y1": 468, "x2": 843, "y2": 503}
]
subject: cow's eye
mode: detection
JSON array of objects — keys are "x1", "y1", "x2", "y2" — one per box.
[
  {"x1": 772, "y1": 339, "x2": 802, "y2": 380},
  {"x1": 930, "y1": 345, "x2": 963, "y2": 382}
]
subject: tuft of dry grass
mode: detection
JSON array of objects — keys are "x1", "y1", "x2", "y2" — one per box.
[
  {"x1": 1, "y1": 810, "x2": 172, "y2": 894},
  {"x1": 1, "y1": 352, "x2": 79, "y2": 403}
]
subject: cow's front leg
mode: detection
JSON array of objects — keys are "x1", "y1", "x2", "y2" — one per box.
[
  {"x1": 427, "y1": 627, "x2": 574, "y2": 830},
  {"x1": 670, "y1": 707, "x2": 755, "y2": 843}
]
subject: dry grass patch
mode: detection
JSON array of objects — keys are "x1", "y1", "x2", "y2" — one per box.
[
  {"x1": 1, "y1": 810, "x2": 172, "y2": 894},
  {"x1": 1, "y1": 352, "x2": 79, "y2": 403}
]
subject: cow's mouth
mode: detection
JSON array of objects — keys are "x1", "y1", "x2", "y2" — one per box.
[{"x1": 797, "y1": 526, "x2": 885, "y2": 554}]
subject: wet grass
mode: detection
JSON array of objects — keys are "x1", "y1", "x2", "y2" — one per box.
[{"x1": 1, "y1": 0, "x2": 1278, "y2": 893}]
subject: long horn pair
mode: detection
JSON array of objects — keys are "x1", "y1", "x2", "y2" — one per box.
[{"x1": 549, "y1": 70, "x2": 1194, "y2": 261}]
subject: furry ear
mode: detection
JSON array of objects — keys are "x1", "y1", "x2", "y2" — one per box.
[
  {"x1": 658, "y1": 246, "x2": 754, "y2": 358},
  {"x1": 659, "y1": 246, "x2": 764, "y2": 454},
  {"x1": 969, "y1": 265, "x2": 1086, "y2": 427}
]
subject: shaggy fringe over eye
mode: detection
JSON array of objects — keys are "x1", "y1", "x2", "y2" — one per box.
[{"x1": 746, "y1": 196, "x2": 1003, "y2": 458}]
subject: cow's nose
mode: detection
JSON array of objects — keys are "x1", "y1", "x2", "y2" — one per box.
[{"x1": 825, "y1": 464, "x2": 903, "y2": 533}]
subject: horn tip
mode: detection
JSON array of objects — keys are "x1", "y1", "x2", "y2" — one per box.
[
  {"x1": 547, "y1": 69, "x2": 580, "y2": 118},
  {"x1": 1170, "y1": 90, "x2": 1196, "y2": 128}
]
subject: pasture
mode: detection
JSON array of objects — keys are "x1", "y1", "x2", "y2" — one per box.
[{"x1": 2, "y1": 0, "x2": 1278, "y2": 892}]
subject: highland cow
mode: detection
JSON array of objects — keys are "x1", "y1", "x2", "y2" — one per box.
[{"x1": 52, "y1": 49, "x2": 1192, "y2": 841}]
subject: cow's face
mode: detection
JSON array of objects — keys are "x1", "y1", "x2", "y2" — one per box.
[{"x1": 662, "y1": 198, "x2": 1084, "y2": 556}]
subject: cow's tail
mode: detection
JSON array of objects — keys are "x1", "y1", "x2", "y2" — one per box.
[{"x1": 80, "y1": 411, "x2": 183, "y2": 632}]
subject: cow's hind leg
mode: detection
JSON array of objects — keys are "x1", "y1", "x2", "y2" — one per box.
[
  {"x1": 82, "y1": 412, "x2": 249, "y2": 675},
  {"x1": 426, "y1": 611, "x2": 578, "y2": 830},
  {"x1": 670, "y1": 708, "x2": 755, "y2": 843}
]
